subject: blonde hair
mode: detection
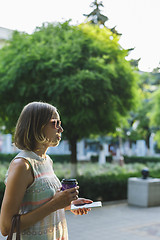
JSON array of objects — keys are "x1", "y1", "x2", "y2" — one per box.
[{"x1": 14, "y1": 102, "x2": 57, "y2": 151}]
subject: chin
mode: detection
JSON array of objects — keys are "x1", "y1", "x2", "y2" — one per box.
[{"x1": 51, "y1": 140, "x2": 60, "y2": 147}]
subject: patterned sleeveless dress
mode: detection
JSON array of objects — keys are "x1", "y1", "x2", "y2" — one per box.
[{"x1": 5, "y1": 150, "x2": 68, "y2": 240}]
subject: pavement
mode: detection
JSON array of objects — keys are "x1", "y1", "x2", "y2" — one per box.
[
  {"x1": 66, "y1": 200, "x2": 160, "y2": 240},
  {"x1": 1, "y1": 200, "x2": 160, "y2": 240}
]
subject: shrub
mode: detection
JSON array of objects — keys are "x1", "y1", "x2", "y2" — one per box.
[
  {"x1": 90, "y1": 155, "x2": 112, "y2": 163},
  {"x1": 0, "y1": 153, "x2": 71, "y2": 164},
  {"x1": 76, "y1": 172, "x2": 141, "y2": 202},
  {"x1": 124, "y1": 155, "x2": 160, "y2": 164},
  {"x1": 49, "y1": 154, "x2": 71, "y2": 163},
  {"x1": 0, "y1": 153, "x2": 17, "y2": 163},
  {"x1": 1, "y1": 158, "x2": 160, "y2": 206}
]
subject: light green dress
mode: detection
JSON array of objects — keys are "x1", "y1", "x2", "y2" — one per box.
[{"x1": 5, "y1": 150, "x2": 68, "y2": 240}]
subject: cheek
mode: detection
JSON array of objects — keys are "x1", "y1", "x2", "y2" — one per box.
[
  {"x1": 47, "y1": 130, "x2": 57, "y2": 139},
  {"x1": 43, "y1": 126, "x2": 56, "y2": 139}
]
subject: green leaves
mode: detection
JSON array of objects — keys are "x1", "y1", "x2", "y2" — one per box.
[{"x1": 0, "y1": 21, "x2": 138, "y2": 141}]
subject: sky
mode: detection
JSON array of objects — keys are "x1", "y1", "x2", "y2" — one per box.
[{"x1": 0, "y1": 0, "x2": 160, "y2": 72}]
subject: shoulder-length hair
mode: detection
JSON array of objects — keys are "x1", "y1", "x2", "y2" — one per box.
[{"x1": 14, "y1": 101, "x2": 57, "y2": 151}]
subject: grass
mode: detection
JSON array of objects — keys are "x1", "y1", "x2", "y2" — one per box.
[
  {"x1": 1, "y1": 161, "x2": 160, "y2": 180},
  {"x1": 53, "y1": 161, "x2": 160, "y2": 178}
]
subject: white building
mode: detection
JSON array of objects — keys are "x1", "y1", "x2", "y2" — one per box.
[{"x1": 0, "y1": 27, "x2": 13, "y2": 49}]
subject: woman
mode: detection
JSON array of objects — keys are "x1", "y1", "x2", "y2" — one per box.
[{"x1": 0, "y1": 101, "x2": 92, "y2": 239}]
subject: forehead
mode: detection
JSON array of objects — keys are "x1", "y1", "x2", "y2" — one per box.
[{"x1": 52, "y1": 111, "x2": 60, "y2": 120}]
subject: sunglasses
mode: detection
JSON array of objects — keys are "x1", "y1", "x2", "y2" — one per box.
[{"x1": 50, "y1": 119, "x2": 62, "y2": 129}]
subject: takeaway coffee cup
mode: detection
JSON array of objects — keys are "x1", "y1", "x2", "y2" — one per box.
[{"x1": 61, "y1": 178, "x2": 78, "y2": 191}]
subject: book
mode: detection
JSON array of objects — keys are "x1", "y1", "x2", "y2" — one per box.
[{"x1": 71, "y1": 201, "x2": 102, "y2": 210}]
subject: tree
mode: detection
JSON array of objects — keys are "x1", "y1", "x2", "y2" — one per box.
[
  {"x1": 84, "y1": 0, "x2": 121, "y2": 35},
  {"x1": 122, "y1": 70, "x2": 160, "y2": 154},
  {"x1": 0, "y1": 22, "x2": 138, "y2": 176},
  {"x1": 83, "y1": 0, "x2": 108, "y2": 26},
  {"x1": 126, "y1": 100, "x2": 152, "y2": 153},
  {"x1": 150, "y1": 87, "x2": 160, "y2": 148}
]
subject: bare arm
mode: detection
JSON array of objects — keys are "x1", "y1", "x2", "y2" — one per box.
[{"x1": 0, "y1": 158, "x2": 78, "y2": 236}]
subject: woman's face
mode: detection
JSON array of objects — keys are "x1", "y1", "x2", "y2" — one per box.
[{"x1": 43, "y1": 111, "x2": 64, "y2": 147}]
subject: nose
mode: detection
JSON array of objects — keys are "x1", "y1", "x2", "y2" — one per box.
[{"x1": 58, "y1": 126, "x2": 64, "y2": 133}]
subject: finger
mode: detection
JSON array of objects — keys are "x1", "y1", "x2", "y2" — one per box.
[
  {"x1": 82, "y1": 199, "x2": 93, "y2": 204},
  {"x1": 80, "y1": 209, "x2": 84, "y2": 215},
  {"x1": 80, "y1": 208, "x2": 87, "y2": 215},
  {"x1": 70, "y1": 191, "x2": 78, "y2": 199},
  {"x1": 87, "y1": 208, "x2": 91, "y2": 211},
  {"x1": 73, "y1": 195, "x2": 78, "y2": 200},
  {"x1": 67, "y1": 186, "x2": 79, "y2": 193},
  {"x1": 71, "y1": 190, "x2": 79, "y2": 199},
  {"x1": 76, "y1": 209, "x2": 80, "y2": 215},
  {"x1": 82, "y1": 208, "x2": 91, "y2": 214},
  {"x1": 72, "y1": 209, "x2": 79, "y2": 215},
  {"x1": 84, "y1": 208, "x2": 90, "y2": 214}
]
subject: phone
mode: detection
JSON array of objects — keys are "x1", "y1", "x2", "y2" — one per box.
[{"x1": 71, "y1": 201, "x2": 102, "y2": 210}]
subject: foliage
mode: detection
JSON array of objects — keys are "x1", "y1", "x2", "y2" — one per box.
[
  {"x1": 2, "y1": 160, "x2": 160, "y2": 180},
  {"x1": 0, "y1": 22, "x2": 138, "y2": 136},
  {"x1": 150, "y1": 88, "x2": 160, "y2": 147},
  {"x1": 91, "y1": 155, "x2": 112, "y2": 163},
  {"x1": 0, "y1": 153, "x2": 17, "y2": 163},
  {"x1": 0, "y1": 153, "x2": 71, "y2": 163},
  {"x1": 83, "y1": 0, "x2": 121, "y2": 36},
  {"x1": 0, "y1": 21, "x2": 139, "y2": 172},
  {"x1": 51, "y1": 161, "x2": 160, "y2": 178},
  {"x1": 148, "y1": 71, "x2": 160, "y2": 147},
  {"x1": 1, "y1": 161, "x2": 160, "y2": 203},
  {"x1": 77, "y1": 173, "x2": 138, "y2": 201},
  {"x1": 122, "y1": 71, "x2": 158, "y2": 147},
  {"x1": 83, "y1": 0, "x2": 109, "y2": 26},
  {"x1": 124, "y1": 155, "x2": 160, "y2": 164},
  {"x1": 0, "y1": 162, "x2": 9, "y2": 181}
]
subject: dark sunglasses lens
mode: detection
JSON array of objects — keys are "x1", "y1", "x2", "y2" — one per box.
[
  {"x1": 52, "y1": 120, "x2": 56, "y2": 127},
  {"x1": 57, "y1": 120, "x2": 60, "y2": 127},
  {"x1": 52, "y1": 120, "x2": 61, "y2": 128}
]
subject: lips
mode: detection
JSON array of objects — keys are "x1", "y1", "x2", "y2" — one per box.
[{"x1": 57, "y1": 135, "x2": 61, "y2": 141}]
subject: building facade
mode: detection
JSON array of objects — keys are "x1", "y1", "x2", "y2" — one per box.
[{"x1": 0, "y1": 27, "x2": 13, "y2": 49}]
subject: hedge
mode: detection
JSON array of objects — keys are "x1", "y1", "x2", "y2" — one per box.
[
  {"x1": 1, "y1": 153, "x2": 160, "y2": 164},
  {"x1": 1, "y1": 153, "x2": 160, "y2": 206},
  {"x1": 0, "y1": 153, "x2": 17, "y2": 163},
  {"x1": 89, "y1": 155, "x2": 160, "y2": 164},
  {"x1": 68, "y1": 172, "x2": 142, "y2": 202},
  {"x1": 0, "y1": 153, "x2": 71, "y2": 163},
  {"x1": 0, "y1": 172, "x2": 140, "y2": 206},
  {"x1": 1, "y1": 169, "x2": 160, "y2": 206},
  {"x1": 90, "y1": 155, "x2": 112, "y2": 163},
  {"x1": 124, "y1": 155, "x2": 160, "y2": 164}
]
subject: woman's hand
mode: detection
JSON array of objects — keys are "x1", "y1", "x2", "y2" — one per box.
[
  {"x1": 70, "y1": 198, "x2": 93, "y2": 215},
  {"x1": 51, "y1": 187, "x2": 79, "y2": 211}
]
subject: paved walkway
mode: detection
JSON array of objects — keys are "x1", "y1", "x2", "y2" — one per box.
[
  {"x1": 1, "y1": 201, "x2": 160, "y2": 240},
  {"x1": 66, "y1": 201, "x2": 160, "y2": 240}
]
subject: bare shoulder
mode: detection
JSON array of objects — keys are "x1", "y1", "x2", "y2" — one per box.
[
  {"x1": 7, "y1": 157, "x2": 34, "y2": 188},
  {"x1": 8, "y1": 157, "x2": 33, "y2": 177}
]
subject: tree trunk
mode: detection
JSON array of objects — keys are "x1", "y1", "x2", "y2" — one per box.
[
  {"x1": 146, "y1": 133, "x2": 150, "y2": 149},
  {"x1": 70, "y1": 138, "x2": 78, "y2": 178},
  {"x1": 146, "y1": 132, "x2": 151, "y2": 156}
]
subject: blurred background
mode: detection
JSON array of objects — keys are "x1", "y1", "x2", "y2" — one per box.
[{"x1": 0, "y1": 0, "x2": 160, "y2": 204}]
